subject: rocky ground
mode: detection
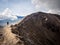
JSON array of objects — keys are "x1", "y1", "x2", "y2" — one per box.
[{"x1": 11, "y1": 12, "x2": 60, "y2": 45}]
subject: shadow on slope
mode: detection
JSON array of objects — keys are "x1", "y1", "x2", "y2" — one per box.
[{"x1": 11, "y1": 12, "x2": 60, "y2": 45}]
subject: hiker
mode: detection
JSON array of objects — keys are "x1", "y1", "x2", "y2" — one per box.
[{"x1": 7, "y1": 22, "x2": 9, "y2": 25}]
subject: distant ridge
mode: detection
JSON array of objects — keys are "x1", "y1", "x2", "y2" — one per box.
[
  {"x1": 17, "y1": 16, "x2": 24, "y2": 19},
  {"x1": 0, "y1": 16, "x2": 24, "y2": 26}
]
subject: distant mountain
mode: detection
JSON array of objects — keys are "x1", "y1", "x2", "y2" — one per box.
[
  {"x1": 0, "y1": 8, "x2": 18, "y2": 20},
  {"x1": 11, "y1": 12, "x2": 60, "y2": 45},
  {"x1": 17, "y1": 16, "x2": 24, "y2": 19},
  {"x1": 0, "y1": 16, "x2": 24, "y2": 26}
]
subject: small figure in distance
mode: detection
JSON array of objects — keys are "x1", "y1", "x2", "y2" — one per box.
[{"x1": 7, "y1": 22, "x2": 9, "y2": 25}]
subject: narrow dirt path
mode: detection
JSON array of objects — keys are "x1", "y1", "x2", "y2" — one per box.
[
  {"x1": 3, "y1": 25, "x2": 19, "y2": 45},
  {"x1": 0, "y1": 25, "x2": 24, "y2": 45}
]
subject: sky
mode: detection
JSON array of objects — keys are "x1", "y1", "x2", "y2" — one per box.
[
  {"x1": 32, "y1": 0, "x2": 60, "y2": 14},
  {"x1": 0, "y1": 0, "x2": 60, "y2": 20},
  {"x1": 0, "y1": 0, "x2": 37, "y2": 16}
]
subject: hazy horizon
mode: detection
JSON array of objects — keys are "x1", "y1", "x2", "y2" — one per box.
[{"x1": 0, "y1": 0, "x2": 60, "y2": 26}]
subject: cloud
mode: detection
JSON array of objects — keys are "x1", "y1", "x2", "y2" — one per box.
[
  {"x1": 0, "y1": 8, "x2": 18, "y2": 20},
  {"x1": 32, "y1": 0, "x2": 60, "y2": 14},
  {"x1": 47, "y1": 10, "x2": 60, "y2": 14}
]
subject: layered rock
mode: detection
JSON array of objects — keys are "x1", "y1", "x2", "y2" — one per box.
[{"x1": 11, "y1": 12, "x2": 60, "y2": 45}]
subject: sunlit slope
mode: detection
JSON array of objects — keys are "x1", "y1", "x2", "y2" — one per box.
[{"x1": 0, "y1": 25, "x2": 24, "y2": 45}]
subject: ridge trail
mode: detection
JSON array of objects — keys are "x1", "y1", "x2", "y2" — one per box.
[{"x1": 0, "y1": 25, "x2": 24, "y2": 45}]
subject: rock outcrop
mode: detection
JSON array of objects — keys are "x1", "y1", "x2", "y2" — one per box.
[{"x1": 11, "y1": 12, "x2": 60, "y2": 45}]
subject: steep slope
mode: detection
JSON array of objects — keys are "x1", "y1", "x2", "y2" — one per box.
[{"x1": 11, "y1": 12, "x2": 60, "y2": 45}]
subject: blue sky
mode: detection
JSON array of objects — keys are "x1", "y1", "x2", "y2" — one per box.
[
  {"x1": 0, "y1": 0, "x2": 60, "y2": 24},
  {"x1": 0, "y1": 0, "x2": 59, "y2": 16},
  {"x1": 0, "y1": 0, "x2": 49, "y2": 16},
  {"x1": 0, "y1": 0, "x2": 37, "y2": 16},
  {"x1": 0, "y1": 0, "x2": 39, "y2": 21}
]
